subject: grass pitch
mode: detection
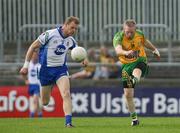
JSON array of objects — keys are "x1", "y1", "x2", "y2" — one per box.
[{"x1": 0, "y1": 117, "x2": 180, "y2": 133}]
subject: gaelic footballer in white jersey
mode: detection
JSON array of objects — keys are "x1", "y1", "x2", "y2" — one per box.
[
  {"x1": 28, "y1": 61, "x2": 41, "y2": 86},
  {"x1": 38, "y1": 26, "x2": 77, "y2": 86},
  {"x1": 38, "y1": 27, "x2": 77, "y2": 67},
  {"x1": 20, "y1": 16, "x2": 87, "y2": 127}
]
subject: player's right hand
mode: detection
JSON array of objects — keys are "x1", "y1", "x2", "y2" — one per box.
[
  {"x1": 19, "y1": 67, "x2": 28, "y2": 75},
  {"x1": 152, "y1": 49, "x2": 160, "y2": 60}
]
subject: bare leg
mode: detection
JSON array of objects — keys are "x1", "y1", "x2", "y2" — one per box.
[
  {"x1": 33, "y1": 94, "x2": 39, "y2": 112},
  {"x1": 37, "y1": 96, "x2": 43, "y2": 117},
  {"x1": 124, "y1": 88, "x2": 135, "y2": 113},
  {"x1": 56, "y1": 76, "x2": 73, "y2": 126},
  {"x1": 124, "y1": 88, "x2": 139, "y2": 125},
  {"x1": 56, "y1": 76, "x2": 72, "y2": 115},
  {"x1": 41, "y1": 85, "x2": 53, "y2": 106},
  {"x1": 29, "y1": 96, "x2": 35, "y2": 117}
]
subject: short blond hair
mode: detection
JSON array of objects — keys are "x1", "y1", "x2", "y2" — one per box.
[
  {"x1": 65, "y1": 16, "x2": 80, "y2": 25},
  {"x1": 123, "y1": 19, "x2": 136, "y2": 27}
]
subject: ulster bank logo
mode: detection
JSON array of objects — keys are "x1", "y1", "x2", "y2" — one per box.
[
  {"x1": 71, "y1": 92, "x2": 129, "y2": 115},
  {"x1": 72, "y1": 93, "x2": 88, "y2": 113}
]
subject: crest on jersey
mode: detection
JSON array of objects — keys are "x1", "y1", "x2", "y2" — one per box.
[
  {"x1": 138, "y1": 41, "x2": 142, "y2": 47},
  {"x1": 53, "y1": 40, "x2": 58, "y2": 44},
  {"x1": 131, "y1": 41, "x2": 135, "y2": 48},
  {"x1": 44, "y1": 32, "x2": 49, "y2": 43}
]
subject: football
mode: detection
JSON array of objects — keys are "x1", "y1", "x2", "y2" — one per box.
[{"x1": 71, "y1": 46, "x2": 87, "y2": 62}]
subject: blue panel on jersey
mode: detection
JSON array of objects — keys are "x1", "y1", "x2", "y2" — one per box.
[{"x1": 39, "y1": 44, "x2": 48, "y2": 66}]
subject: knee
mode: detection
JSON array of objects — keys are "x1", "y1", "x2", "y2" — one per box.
[
  {"x1": 124, "y1": 91, "x2": 133, "y2": 99},
  {"x1": 33, "y1": 99, "x2": 39, "y2": 107},
  {"x1": 61, "y1": 90, "x2": 71, "y2": 99}
]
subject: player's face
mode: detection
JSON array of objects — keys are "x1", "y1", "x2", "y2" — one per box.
[
  {"x1": 123, "y1": 25, "x2": 136, "y2": 39},
  {"x1": 64, "y1": 22, "x2": 78, "y2": 36}
]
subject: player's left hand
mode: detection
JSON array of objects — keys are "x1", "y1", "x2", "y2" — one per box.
[
  {"x1": 152, "y1": 49, "x2": 160, "y2": 60},
  {"x1": 81, "y1": 59, "x2": 88, "y2": 67}
]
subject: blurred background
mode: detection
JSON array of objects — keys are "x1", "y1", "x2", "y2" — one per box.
[{"x1": 0, "y1": 0, "x2": 180, "y2": 117}]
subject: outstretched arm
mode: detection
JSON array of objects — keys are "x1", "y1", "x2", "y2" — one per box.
[
  {"x1": 25, "y1": 40, "x2": 41, "y2": 62},
  {"x1": 19, "y1": 39, "x2": 41, "y2": 75},
  {"x1": 145, "y1": 39, "x2": 160, "y2": 58},
  {"x1": 115, "y1": 45, "x2": 134, "y2": 56}
]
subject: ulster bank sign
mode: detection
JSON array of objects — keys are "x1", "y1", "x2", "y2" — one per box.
[
  {"x1": 71, "y1": 87, "x2": 180, "y2": 117},
  {"x1": 1, "y1": 86, "x2": 180, "y2": 117}
]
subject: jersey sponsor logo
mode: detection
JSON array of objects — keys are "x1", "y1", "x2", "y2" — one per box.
[
  {"x1": 30, "y1": 69, "x2": 37, "y2": 77},
  {"x1": 131, "y1": 42, "x2": 135, "y2": 48},
  {"x1": 54, "y1": 45, "x2": 66, "y2": 55},
  {"x1": 125, "y1": 50, "x2": 140, "y2": 59}
]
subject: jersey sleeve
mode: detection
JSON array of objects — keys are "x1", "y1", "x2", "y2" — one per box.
[
  {"x1": 38, "y1": 30, "x2": 51, "y2": 45},
  {"x1": 69, "y1": 37, "x2": 78, "y2": 50},
  {"x1": 113, "y1": 31, "x2": 124, "y2": 48}
]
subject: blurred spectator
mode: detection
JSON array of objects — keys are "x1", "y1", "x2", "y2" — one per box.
[
  {"x1": 93, "y1": 46, "x2": 121, "y2": 80},
  {"x1": 71, "y1": 46, "x2": 121, "y2": 80},
  {"x1": 21, "y1": 51, "x2": 43, "y2": 117}
]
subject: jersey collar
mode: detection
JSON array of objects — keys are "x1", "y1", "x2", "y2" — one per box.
[{"x1": 57, "y1": 26, "x2": 67, "y2": 39}]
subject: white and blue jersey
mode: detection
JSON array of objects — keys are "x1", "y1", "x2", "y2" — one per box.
[
  {"x1": 28, "y1": 61, "x2": 41, "y2": 96},
  {"x1": 38, "y1": 26, "x2": 77, "y2": 67},
  {"x1": 37, "y1": 27, "x2": 77, "y2": 86}
]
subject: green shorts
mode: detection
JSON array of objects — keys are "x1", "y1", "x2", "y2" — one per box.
[{"x1": 121, "y1": 57, "x2": 148, "y2": 82}]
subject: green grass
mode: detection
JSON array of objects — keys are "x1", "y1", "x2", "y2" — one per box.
[{"x1": 0, "y1": 117, "x2": 180, "y2": 133}]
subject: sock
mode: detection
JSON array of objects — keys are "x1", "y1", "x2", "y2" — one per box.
[
  {"x1": 38, "y1": 112, "x2": 43, "y2": 117},
  {"x1": 133, "y1": 77, "x2": 139, "y2": 84},
  {"x1": 65, "y1": 115, "x2": 72, "y2": 125},
  {"x1": 130, "y1": 112, "x2": 138, "y2": 120},
  {"x1": 131, "y1": 75, "x2": 139, "y2": 85},
  {"x1": 30, "y1": 112, "x2": 35, "y2": 117}
]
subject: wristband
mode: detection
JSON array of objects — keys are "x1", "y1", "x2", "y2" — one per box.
[{"x1": 23, "y1": 61, "x2": 30, "y2": 68}]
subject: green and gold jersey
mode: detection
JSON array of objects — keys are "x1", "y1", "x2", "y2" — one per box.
[{"x1": 113, "y1": 29, "x2": 147, "y2": 64}]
